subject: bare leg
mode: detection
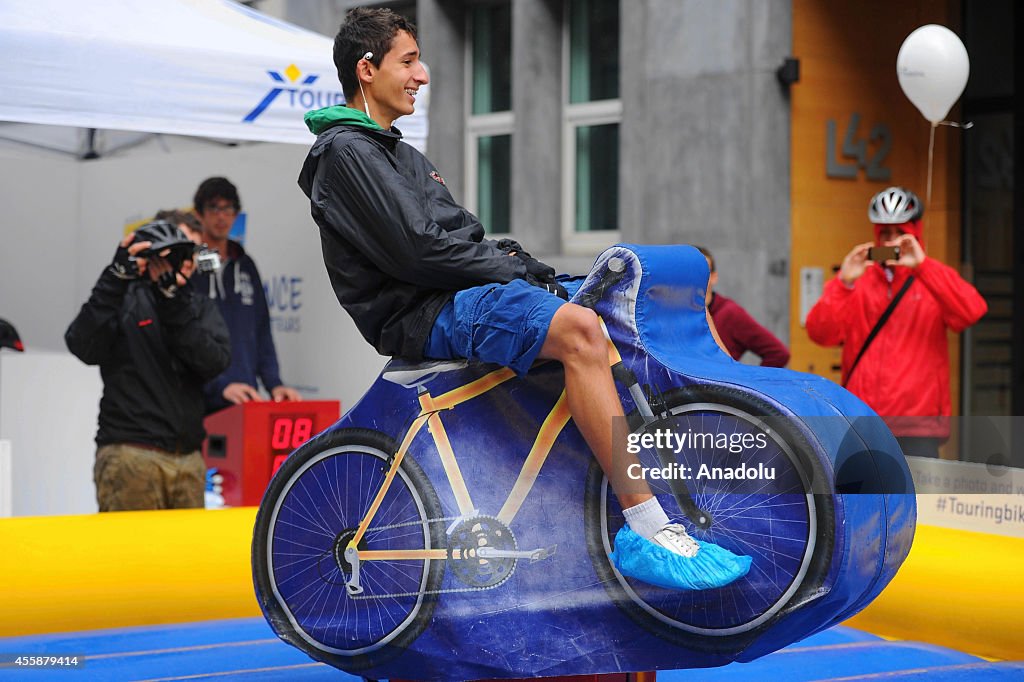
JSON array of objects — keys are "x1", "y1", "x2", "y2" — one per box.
[
  {"x1": 538, "y1": 303, "x2": 651, "y2": 509},
  {"x1": 539, "y1": 302, "x2": 752, "y2": 589},
  {"x1": 536, "y1": 301, "x2": 753, "y2": 585}
]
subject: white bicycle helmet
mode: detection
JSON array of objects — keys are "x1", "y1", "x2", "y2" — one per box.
[{"x1": 868, "y1": 187, "x2": 923, "y2": 224}]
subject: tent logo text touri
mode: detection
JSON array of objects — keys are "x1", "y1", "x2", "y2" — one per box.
[{"x1": 244, "y1": 64, "x2": 344, "y2": 123}]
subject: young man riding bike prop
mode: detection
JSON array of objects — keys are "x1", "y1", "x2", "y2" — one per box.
[{"x1": 297, "y1": 7, "x2": 750, "y2": 592}]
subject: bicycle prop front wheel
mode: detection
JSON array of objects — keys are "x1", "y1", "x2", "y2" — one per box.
[
  {"x1": 252, "y1": 428, "x2": 446, "y2": 671},
  {"x1": 584, "y1": 384, "x2": 834, "y2": 649}
]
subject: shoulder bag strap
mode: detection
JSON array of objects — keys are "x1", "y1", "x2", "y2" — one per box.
[{"x1": 842, "y1": 275, "x2": 915, "y2": 388}]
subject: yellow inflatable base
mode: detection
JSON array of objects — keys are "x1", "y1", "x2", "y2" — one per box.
[
  {"x1": 1, "y1": 510, "x2": 1021, "y2": 662},
  {"x1": 0, "y1": 508, "x2": 260, "y2": 637},
  {"x1": 844, "y1": 524, "x2": 1024, "y2": 661}
]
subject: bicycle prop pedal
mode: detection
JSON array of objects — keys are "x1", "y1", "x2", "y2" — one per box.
[
  {"x1": 476, "y1": 546, "x2": 553, "y2": 562},
  {"x1": 344, "y1": 547, "x2": 364, "y2": 595},
  {"x1": 528, "y1": 545, "x2": 557, "y2": 563}
]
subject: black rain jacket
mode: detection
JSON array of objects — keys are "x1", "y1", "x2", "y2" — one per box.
[
  {"x1": 65, "y1": 269, "x2": 231, "y2": 452},
  {"x1": 297, "y1": 106, "x2": 526, "y2": 359}
]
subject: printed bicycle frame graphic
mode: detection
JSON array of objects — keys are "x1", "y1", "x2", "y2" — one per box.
[{"x1": 259, "y1": 346, "x2": 830, "y2": 668}]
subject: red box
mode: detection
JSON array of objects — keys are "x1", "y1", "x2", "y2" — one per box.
[{"x1": 202, "y1": 400, "x2": 340, "y2": 506}]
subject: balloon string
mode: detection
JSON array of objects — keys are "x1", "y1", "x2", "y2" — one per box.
[{"x1": 926, "y1": 122, "x2": 936, "y2": 206}]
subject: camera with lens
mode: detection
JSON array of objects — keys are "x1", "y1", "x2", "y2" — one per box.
[
  {"x1": 195, "y1": 246, "x2": 222, "y2": 274},
  {"x1": 111, "y1": 221, "x2": 223, "y2": 286},
  {"x1": 132, "y1": 220, "x2": 221, "y2": 274}
]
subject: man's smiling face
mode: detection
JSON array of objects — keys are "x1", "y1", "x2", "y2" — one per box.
[{"x1": 366, "y1": 29, "x2": 429, "y2": 126}]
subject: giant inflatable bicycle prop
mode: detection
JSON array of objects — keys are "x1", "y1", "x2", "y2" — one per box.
[{"x1": 253, "y1": 244, "x2": 916, "y2": 680}]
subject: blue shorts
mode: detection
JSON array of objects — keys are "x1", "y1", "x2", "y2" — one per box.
[{"x1": 424, "y1": 279, "x2": 567, "y2": 376}]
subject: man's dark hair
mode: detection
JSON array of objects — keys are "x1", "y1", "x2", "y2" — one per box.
[
  {"x1": 193, "y1": 177, "x2": 241, "y2": 215},
  {"x1": 695, "y1": 246, "x2": 716, "y2": 272},
  {"x1": 154, "y1": 209, "x2": 202, "y2": 236},
  {"x1": 333, "y1": 7, "x2": 418, "y2": 101}
]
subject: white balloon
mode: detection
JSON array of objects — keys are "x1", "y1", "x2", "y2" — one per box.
[{"x1": 896, "y1": 24, "x2": 970, "y2": 124}]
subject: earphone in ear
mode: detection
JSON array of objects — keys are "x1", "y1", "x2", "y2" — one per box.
[{"x1": 358, "y1": 51, "x2": 374, "y2": 118}]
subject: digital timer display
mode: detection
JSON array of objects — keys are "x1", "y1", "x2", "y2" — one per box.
[
  {"x1": 269, "y1": 415, "x2": 317, "y2": 478},
  {"x1": 270, "y1": 415, "x2": 314, "y2": 452},
  {"x1": 203, "y1": 400, "x2": 340, "y2": 506}
]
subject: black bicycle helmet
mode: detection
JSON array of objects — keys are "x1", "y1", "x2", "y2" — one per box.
[
  {"x1": 0, "y1": 318, "x2": 24, "y2": 352},
  {"x1": 133, "y1": 220, "x2": 196, "y2": 271},
  {"x1": 868, "y1": 187, "x2": 923, "y2": 224}
]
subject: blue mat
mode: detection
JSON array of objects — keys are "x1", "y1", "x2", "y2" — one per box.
[
  {"x1": 1, "y1": 618, "x2": 1020, "y2": 681},
  {"x1": 0, "y1": 618, "x2": 354, "y2": 681}
]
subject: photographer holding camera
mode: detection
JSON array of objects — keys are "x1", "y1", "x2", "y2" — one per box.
[
  {"x1": 806, "y1": 187, "x2": 987, "y2": 458},
  {"x1": 66, "y1": 221, "x2": 231, "y2": 511}
]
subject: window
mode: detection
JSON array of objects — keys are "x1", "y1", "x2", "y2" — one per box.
[
  {"x1": 568, "y1": 0, "x2": 619, "y2": 104},
  {"x1": 574, "y1": 123, "x2": 619, "y2": 232},
  {"x1": 563, "y1": 0, "x2": 621, "y2": 250},
  {"x1": 466, "y1": 1, "x2": 513, "y2": 234}
]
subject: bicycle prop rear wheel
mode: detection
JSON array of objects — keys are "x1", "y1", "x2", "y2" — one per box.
[
  {"x1": 252, "y1": 428, "x2": 446, "y2": 671},
  {"x1": 584, "y1": 384, "x2": 834, "y2": 649}
]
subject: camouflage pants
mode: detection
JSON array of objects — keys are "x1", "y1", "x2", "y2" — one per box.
[{"x1": 94, "y1": 443, "x2": 206, "y2": 511}]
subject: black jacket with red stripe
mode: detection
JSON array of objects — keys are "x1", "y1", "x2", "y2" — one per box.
[{"x1": 66, "y1": 269, "x2": 231, "y2": 452}]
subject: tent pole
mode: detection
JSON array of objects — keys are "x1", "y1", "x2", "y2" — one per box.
[{"x1": 81, "y1": 128, "x2": 100, "y2": 160}]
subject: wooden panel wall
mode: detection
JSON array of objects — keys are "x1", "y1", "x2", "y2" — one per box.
[{"x1": 790, "y1": 0, "x2": 964, "y2": 413}]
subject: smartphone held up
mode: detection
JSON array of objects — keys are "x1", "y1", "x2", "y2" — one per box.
[{"x1": 867, "y1": 245, "x2": 900, "y2": 263}]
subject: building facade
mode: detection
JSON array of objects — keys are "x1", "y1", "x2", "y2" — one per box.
[
  {"x1": 280, "y1": 0, "x2": 793, "y2": 347},
  {"x1": 274, "y1": 0, "x2": 1021, "y2": 457}
]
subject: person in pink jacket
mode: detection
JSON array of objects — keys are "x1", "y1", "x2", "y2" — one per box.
[{"x1": 805, "y1": 187, "x2": 987, "y2": 458}]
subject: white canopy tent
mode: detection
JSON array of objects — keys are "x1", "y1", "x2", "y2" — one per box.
[
  {"x1": 0, "y1": 0, "x2": 428, "y2": 156},
  {"x1": 0, "y1": 0, "x2": 429, "y2": 516}
]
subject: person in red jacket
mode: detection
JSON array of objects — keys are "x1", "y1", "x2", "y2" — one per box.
[
  {"x1": 697, "y1": 247, "x2": 790, "y2": 367},
  {"x1": 805, "y1": 187, "x2": 987, "y2": 458}
]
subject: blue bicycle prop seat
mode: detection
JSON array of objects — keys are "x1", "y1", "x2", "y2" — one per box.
[{"x1": 252, "y1": 244, "x2": 916, "y2": 680}]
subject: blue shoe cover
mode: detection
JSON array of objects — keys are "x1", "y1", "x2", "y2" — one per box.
[{"x1": 608, "y1": 526, "x2": 752, "y2": 591}]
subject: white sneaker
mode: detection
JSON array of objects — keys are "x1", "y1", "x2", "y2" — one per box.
[{"x1": 651, "y1": 523, "x2": 700, "y2": 558}]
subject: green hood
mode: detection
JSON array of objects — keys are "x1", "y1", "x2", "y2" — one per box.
[{"x1": 304, "y1": 105, "x2": 382, "y2": 135}]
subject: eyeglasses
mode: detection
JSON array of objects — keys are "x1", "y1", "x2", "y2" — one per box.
[{"x1": 204, "y1": 204, "x2": 237, "y2": 215}]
